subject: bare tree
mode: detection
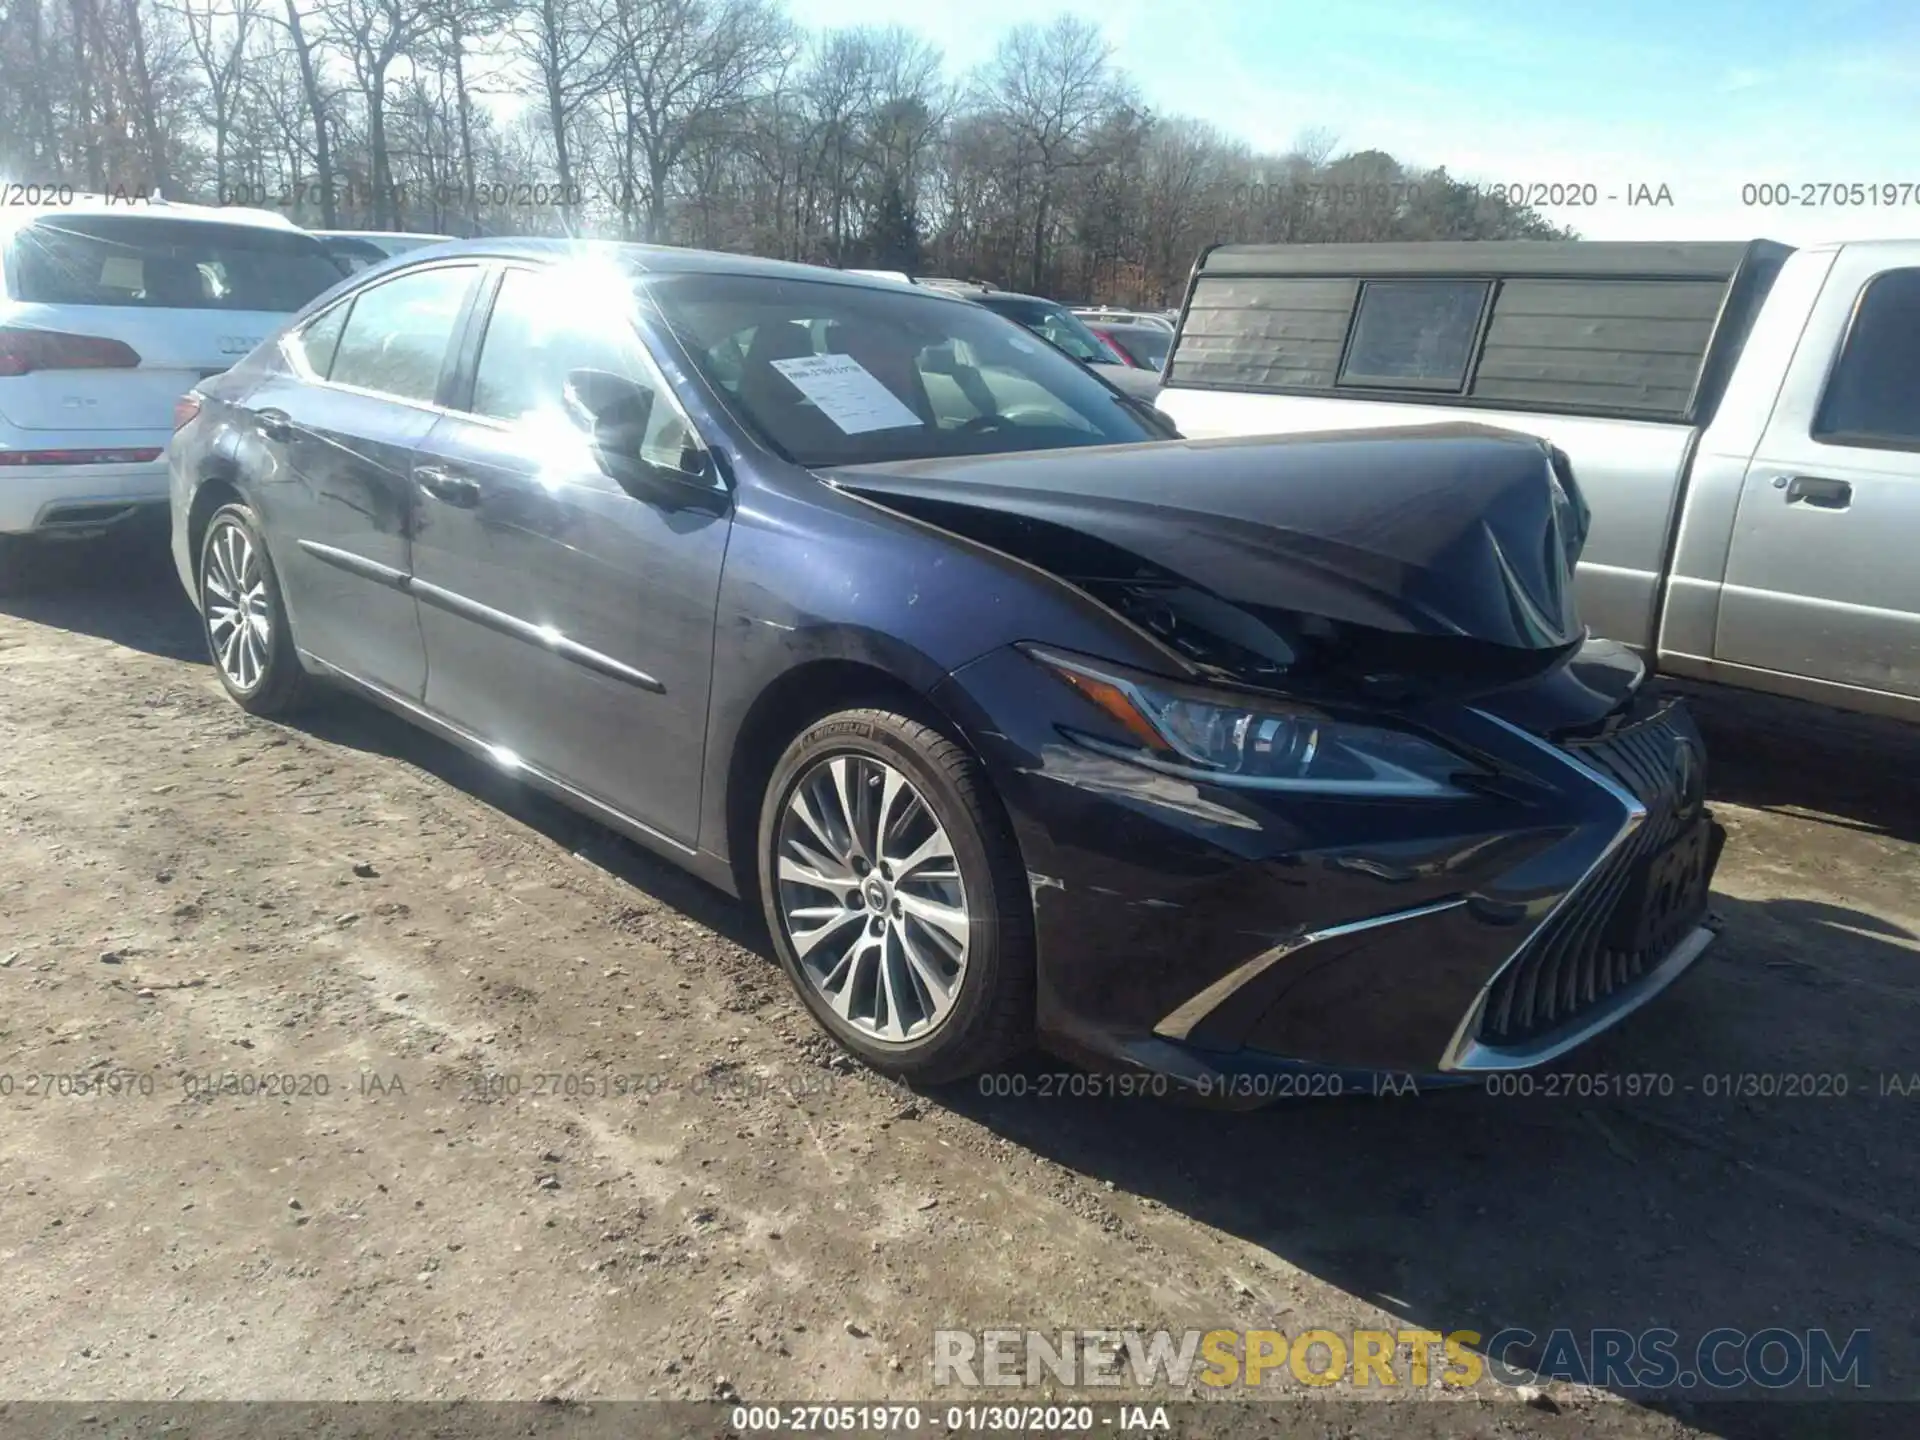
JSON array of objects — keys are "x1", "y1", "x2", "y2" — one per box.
[
  {"x1": 271, "y1": 0, "x2": 339, "y2": 223},
  {"x1": 333, "y1": 0, "x2": 441, "y2": 225},
  {"x1": 1291, "y1": 125, "x2": 1339, "y2": 168},
  {"x1": 608, "y1": 0, "x2": 792, "y2": 242},
  {"x1": 976, "y1": 15, "x2": 1132, "y2": 293},
  {"x1": 0, "y1": 0, "x2": 67, "y2": 174},
  {"x1": 176, "y1": 0, "x2": 259, "y2": 197},
  {"x1": 510, "y1": 0, "x2": 614, "y2": 226},
  {"x1": 0, "y1": 0, "x2": 1572, "y2": 293}
]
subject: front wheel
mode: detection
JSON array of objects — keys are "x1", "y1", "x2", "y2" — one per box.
[
  {"x1": 756, "y1": 708, "x2": 1034, "y2": 1084},
  {"x1": 199, "y1": 502, "x2": 316, "y2": 715}
]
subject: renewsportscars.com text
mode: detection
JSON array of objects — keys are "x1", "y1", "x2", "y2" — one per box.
[{"x1": 932, "y1": 1327, "x2": 1871, "y2": 1393}]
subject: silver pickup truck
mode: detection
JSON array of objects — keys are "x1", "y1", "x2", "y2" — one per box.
[{"x1": 1154, "y1": 239, "x2": 1920, "y2": 722}]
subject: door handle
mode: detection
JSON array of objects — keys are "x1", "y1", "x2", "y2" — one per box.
[
  {"x1": 1778, "y1": 474, "x2": 1853, "y2": 510},
  {"x1": 256, "y1": 408, "x2": 293, "y2": 443},
  {"x1": 415, "y1": 464, "x2": 483, "y2": 508}
]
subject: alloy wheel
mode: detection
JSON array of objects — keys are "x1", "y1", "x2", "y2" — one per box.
[
  {"x1": 774, "y1": 753, "x2": 971, "y2": 1044},
  {"x1": 203, "y1": 519, "x2": 271, "y2": 692}
]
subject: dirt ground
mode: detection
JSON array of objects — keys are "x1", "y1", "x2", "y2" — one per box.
[{"x1": 1, "y1": 543, "x2": 1915, "y2": 1439}]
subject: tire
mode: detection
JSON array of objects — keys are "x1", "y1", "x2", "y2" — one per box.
[
  {"x1": 756, "y1": 707, "x2": 1034, "y2": 1084},
  {"x1": 0, "y1": 534, "x2": 40, "y2": 597},
  {"x1": 198, "y1": 502, "x2": 317, "y2": 716}
]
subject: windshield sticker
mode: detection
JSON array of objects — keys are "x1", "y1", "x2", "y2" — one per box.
[{"x1": 770, "y1": 353, "x2": 923, "y2": 434}]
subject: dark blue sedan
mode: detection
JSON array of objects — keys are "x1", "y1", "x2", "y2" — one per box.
[{"x1": 168, "y1": 240, "x2": 1723, "y2": 1094}]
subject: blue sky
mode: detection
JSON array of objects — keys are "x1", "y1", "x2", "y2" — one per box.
[{"x1": 783, "y1": 0, "x2": 1920, "y2": 241}]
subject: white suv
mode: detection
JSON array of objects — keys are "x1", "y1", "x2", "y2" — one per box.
[{"x1": 1, "y1": 198, "x2": 345, "y2": 571}]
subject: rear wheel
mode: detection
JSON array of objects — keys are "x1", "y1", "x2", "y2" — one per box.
[
  {"x1": 0, "y1": 533, "x2": 48, "y2": 596},
  {"x1": 199, "y1": 502, "x2": 316, "y2": 715},
  {"x1": 756, "y1": 708, "x2": 1033, "y2": 1084}
]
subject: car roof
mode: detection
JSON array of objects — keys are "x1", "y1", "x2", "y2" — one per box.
[
  {"x1": 0, "y1": 197, "x2": 304, "y2": 231},
  {"x1": 970, "y1": 289, "x2": 1058, "y2": 307},
  {"x1": 1199, "y1": 238, "x2": 1793, "y2": 282},
  {"x1": 314, "y1": 230, "x2": 457, "y2": 242},
  {"x1": 387, "y1": 237, "x2": 982, "y2": 301}
]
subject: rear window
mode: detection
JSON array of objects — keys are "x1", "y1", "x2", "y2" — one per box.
[
  {"x1": 1339, "y1": 280, "x2": 1487, "y2": 389},
  {"x1": 7, "y1": 215, "x2": 345, "y2": 311}
]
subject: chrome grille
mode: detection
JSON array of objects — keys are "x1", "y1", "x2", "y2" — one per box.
[{"x1": 1478, "y1": 702, "x2": 1709, "y2": 1046}]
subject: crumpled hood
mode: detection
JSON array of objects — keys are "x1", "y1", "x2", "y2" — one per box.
[{"x1": 826, "y1": 423, "x2": 1594, "y2": 703}]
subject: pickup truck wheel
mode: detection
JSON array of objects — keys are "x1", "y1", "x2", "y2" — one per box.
[
  {"x1": 199, "y1": 503, "x2": 316, "y2": 716},
  {"x1": 757, "y1": 708, "x2": 1034, "y2": 1085}
]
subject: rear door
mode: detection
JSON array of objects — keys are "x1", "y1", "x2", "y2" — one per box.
[
  {"x1": 240, "y1": 261, "x2": 483, "y2": 699},
  {"x1": 1716, "y1": 255, "x2": 1920, "y2": 700},
  {"x1": 0, "y1": 213, "x2": 345, "y2": 436},
  {"x1": 407, "y1": 262, "x2": 732, "y2": 844}
]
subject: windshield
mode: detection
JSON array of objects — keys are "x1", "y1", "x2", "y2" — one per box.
[
  {"x1": 973, "y1": 294, "x2": 1116, "y2": 365},
  {"x1": 8, "y1": 216, "x2": 346, "y2": 311},
  {"x1": 647, "y1": 272, "x2": 1163, "y2": 468}
]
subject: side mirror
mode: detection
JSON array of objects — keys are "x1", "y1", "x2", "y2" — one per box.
[{"x1": 564, "y1": 367, "x2": 713, "y2": 504}]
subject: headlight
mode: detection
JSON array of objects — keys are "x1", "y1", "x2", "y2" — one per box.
[{"x1": 1025, "y1": 645, "x2": 1474, "y2": 797}]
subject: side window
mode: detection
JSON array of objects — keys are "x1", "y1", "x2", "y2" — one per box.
[
  {"x1": 1168, "y1": 277, "x2": 1358, "y2": 390},
  {"x1": 1813, "y1": 267, "x2": 1920, "y2": 450},
  {"x1": 1470, "y1": 278, "x2": 1723, "y2": 417},
  {"x1": 328, "y1": 265, "x2": 476, "y2": 404},
  {"x1": 1339, "y1": 280, "x2": 1488, "y2": 390},
  {"x1": 468, "y1": 266, "x2": 696, "y2": 468},
  {"x1": 288, "y1": 301, "x2": 350, "y2": 380}
]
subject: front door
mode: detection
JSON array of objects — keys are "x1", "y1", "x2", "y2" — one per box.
[
  {"x1": 1717, "y1": 257, "x2": 1920, "y2": 701},
  {"x1": 408, "y1": 263, "x2": 732, "y2": 844}
]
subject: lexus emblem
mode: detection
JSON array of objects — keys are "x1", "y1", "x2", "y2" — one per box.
[{"x1": 1671, "y1": 736, "x2": 1704, "y2": 815}]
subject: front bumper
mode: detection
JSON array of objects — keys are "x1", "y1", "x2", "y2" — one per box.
[
  {"x1": 0, "y1": 458, "x2": 169, "y2": 537},
  {"x1": 934, "y1": 648, "x2": 1723, "y2": 1088}
]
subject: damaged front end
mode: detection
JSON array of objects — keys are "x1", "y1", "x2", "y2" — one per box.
[
  {"x1": 826, "y1": 422, "x2": 1594, "y2": 708},
  {"x1": 839, "y1": 424, "x2": 1718, "y2": 1087}
]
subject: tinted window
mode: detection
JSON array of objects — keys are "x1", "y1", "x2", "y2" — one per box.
[
  {"x1": 9, "y1": 215, "x2": 344, "y2": 310},
  {"x1": 1339, "y1": 280, "x2": 1487, "y2": 389},
  {"x1": 1470, "y1": 278, "x2": 1725, "y2": 418},
  {"x1": 650, "y1": 273, "x2": 1162, "y2": 467},
  {"x1": 328, "y1": 265, "x2": 475, "y2": 403},
  {"x1": 469, "y1": 266, "x2": 694, "y2": 467},
  {"x1": 290, "y1": 302, "x2": 350, "y2": 379},
  {"x1": 1813, "y1": 267, "x2": 1920, "y2": 449},
  {"x1": 1167, "y1": 276, "x2": 1358, "y2": 389}
]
